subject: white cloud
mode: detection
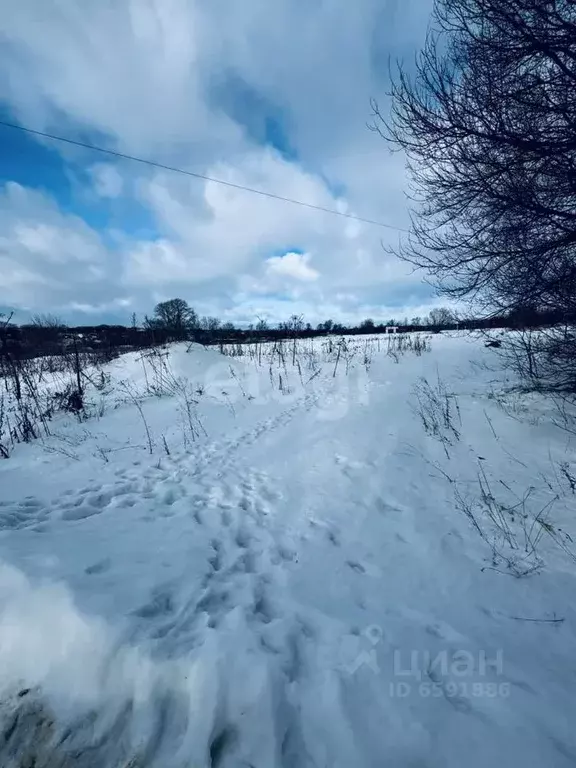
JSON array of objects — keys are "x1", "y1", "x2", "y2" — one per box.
[
  {"x1": 266, "y1": 252, "x2": 319, "y2": 282},
  {"x1": 0, "y1": 0, "x2": 243, "y2": 159},
  {"x1": 0, "y1": 183, "x2": 123, "y2": 311},
  {"x1": 0, "y1": 0, "x2": 439, "y2": 324},
  {"x1": 90, "y1": 164, "x2": 124, "y2": 198},
  {"x1": 125, "y1": 148, "x2": 418, "y2": 297}
]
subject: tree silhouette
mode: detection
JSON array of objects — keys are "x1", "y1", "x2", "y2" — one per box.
[
  {"x1": 150, "y1": 299, "x2": 197, "y2": 340},
  {"x1": 373, "y1": 0, "x2": 576, "y2": 388}
]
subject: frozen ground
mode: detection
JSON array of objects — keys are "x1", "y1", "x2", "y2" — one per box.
[{"x1": 0, "y1": 333, "x2": 575, "y2": 767}]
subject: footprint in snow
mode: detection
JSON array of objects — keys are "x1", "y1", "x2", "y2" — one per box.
[
  {"x1": 272, "y1": 544, "x2": 297, "y2": 564},
  {"x1": 423, "y1": 619, "x2": 468, "y2": 644},
  {"x1": 326, "y1": 529, "x2": 341, "y2": 547},
  {"x1": 220, "y1": 508, "x2": 233, "y2": 527},
  {"x1": 230, "y1": 550, "x2": 257, "y2": 574},
  {"x1": 252, "y1": 581, "x2": 275, "y2": 624},
  {"x1": 20, "y1": 497, "x2": 42, "y2": 509},
  {"x1": 133, "y1": 589, "x2": 175, "y2": 619},
  {"x1": 85, "y1": 558, "x2": 111, "y2": 575},
  {"x1": 116, "y1": 496, "x2": 137, "y2": 508},
  {"x1": 374, "y1": 497, "x2": 403, "y2": 516},
  {"x1": 86, "y1": 491, "x2": 113, "y2": 509},
  {"x1": 208, "y1": 540, "x2": 223, "y2": 572},
  {"x1": 61, "y1": 505, "x2": 102, "y2": 521},
  {"x1": 234, "y1": 528, "x2": 251, "y2": 549},
  {"x1": 261, "y1": 485, "x2": 281, "y2": 503}
]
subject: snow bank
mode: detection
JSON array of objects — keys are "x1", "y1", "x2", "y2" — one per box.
[{"x1": 0, "y1": 562, "x2": 300, "y2": 767}]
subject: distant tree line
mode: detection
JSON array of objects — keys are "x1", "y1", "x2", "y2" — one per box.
[{"x1": 0, "y1": 298, "x2": 568, "y2": 362}]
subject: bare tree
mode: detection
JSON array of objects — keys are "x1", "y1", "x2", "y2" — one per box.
[
  {"x1": 289, "y1": 314, "x2": 305, "y2": 333},
  {"x1": 31, "y1": 313, "x2": 64, "y2": 329},
  {"x1": 373, "y1": 0, "x2": 576, "y2": 388},
  {"x1": 317, "y1": 319, "x2": 334, "y2": 333},
  {"x1": 148, "y1": 299, "x2": 198, "y2": 340},
  {"x1": 429, "y1": 308, "x2": 457, "y2": 327},
  {"x1": 201, "y1": 316, "x2": 221, "y2": 332}
]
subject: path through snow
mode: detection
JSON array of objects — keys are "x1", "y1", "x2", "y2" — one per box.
[{"x1": 0, "y1": 335, "x2": 575, "y2": 767}]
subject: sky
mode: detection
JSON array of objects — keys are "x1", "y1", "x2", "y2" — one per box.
[{"x1": 0, "y1": 0, "x2": 440, "y2": 327}]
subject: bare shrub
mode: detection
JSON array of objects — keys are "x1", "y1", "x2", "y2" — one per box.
[
  {"x1": 0, "y1": 394, "x2": 9, "y2": 458},
  {"x1": 138, "y1": 347, "x2": 180, "y2": 397},
  {"x1": 455, "y1": 464, "x2": 576, "y2": 578},
  {"x1": 499, "y1": 328, "x2": 576, "y2": 393},
  {"x1": 386, "y1": 333, "x2": 431, "y2": 363},
  {"x1": 412, "y1": 374, "x2": 461, "y2": 457},
  {"x1": 176, "y1": 381, "x2": 207, "y2": 447},
  {"x1": 118, "y1": 381, "x2": 154, "y2": 454}
]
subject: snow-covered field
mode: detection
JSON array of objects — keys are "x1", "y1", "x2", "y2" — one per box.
[{"x1": 1, "y1": 333, "x2": 575, "y2": 767}]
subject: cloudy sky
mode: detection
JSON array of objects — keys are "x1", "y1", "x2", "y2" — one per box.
[{"x1": 0, "y1": 0, "x2": 439, "y2": 327}]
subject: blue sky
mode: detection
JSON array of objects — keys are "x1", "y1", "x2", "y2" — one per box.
[{"x1": 0, "y1": 0, "x2": 441, "y2": 327}]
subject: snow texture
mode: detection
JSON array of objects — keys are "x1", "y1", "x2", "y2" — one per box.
[{"x1": 0, "y1": 333, "x2": 575, "y2": 767}]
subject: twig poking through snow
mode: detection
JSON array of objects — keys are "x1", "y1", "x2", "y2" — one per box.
[{"x1": 504, "y1": 614, "x2": 565, "y2": 624}]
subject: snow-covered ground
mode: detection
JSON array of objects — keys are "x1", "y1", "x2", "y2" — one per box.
[{"x1": 1, "y1": 333, "x2": 575, "y2": 767}]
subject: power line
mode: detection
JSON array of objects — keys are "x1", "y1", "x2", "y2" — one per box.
[{"x1": 0, "y1": 119, "x2": 409, "y2": 233}]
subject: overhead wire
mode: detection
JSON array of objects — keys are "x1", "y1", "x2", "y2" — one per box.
[{"x1": 0, "y1": 119, "x2": 409, "y2": 233}]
